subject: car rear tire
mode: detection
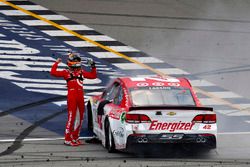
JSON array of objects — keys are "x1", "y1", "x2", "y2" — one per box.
[{"x1": 105, "y1": 120, "x2": 116, "y2": 153}]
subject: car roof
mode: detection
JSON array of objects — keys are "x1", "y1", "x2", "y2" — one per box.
[{"x1": 118, "y1": 76, "x2": 192, "y2": 89}]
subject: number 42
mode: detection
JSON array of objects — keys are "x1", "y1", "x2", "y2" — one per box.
[{"x1": 203, "y1": 125, "x2": 211, "y2": 129}]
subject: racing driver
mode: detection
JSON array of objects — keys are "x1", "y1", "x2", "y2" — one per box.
[{"x1": 51, "y1": 53, "x2": 97, "y2": 146}]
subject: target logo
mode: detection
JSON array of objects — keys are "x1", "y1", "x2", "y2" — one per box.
[
  {"x1": 167, "y1": 83, "x2": 180, "y2": 87},
  {"x1": 136, "y1": 82, "x2": 149, "y2": 87},
  {"x1": 152, "y1": 82, "x2": 165, "y2": 86}
]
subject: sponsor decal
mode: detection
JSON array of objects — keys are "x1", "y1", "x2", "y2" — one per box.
[
  {"x1": 166, "y1": 112, "x2": 176, "y2": 116},
  {"x1": 113, "y1": 127, "x2": 124, "y2": 138},
  {"x1": 147, "y1": 77, "x2": 180, "y2": 83},
  {"x1": 123, "y1": 88, "x2": 129, "y2": 107},
  {"x1": 152, "y1": 82, "x2": 165, "y2": 86},
  {"x1": 167, "y1": 83, "x2": 180, "y2": 87},
  {"x1": 108, "y1": 111, "x2": 120, "y2": 120},
  {"x1": 203, "y1": 125, "x2": 211, "y2": 130},
  {"x1": 136, "y1": 82, "x2": 149, "y2": 87},
  {"x1": 149, "y1": 120, "x2": 195, "y2": 132},
  {"x1": 120, "y1": 112, "x2": 126, "y2": 124},
  {"x1": 149, "y1": 86, "x2": 171, "y2": 90}
]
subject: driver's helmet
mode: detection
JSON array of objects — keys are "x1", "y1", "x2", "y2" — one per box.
[{"x1": 67, "y1": 53, "x2": 81, "y2": 68}]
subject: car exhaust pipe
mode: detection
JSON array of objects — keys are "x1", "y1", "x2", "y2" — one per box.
[
  {"x1": 137, "y1": 138, "x2": 143, "y2": 143},
  {"x1": 201, "y1": 138, "x2": 206, "y2": 143},
  {"x1": 142, "y1": 138, "x2": 148, "y2": 143},
  {"x1": 196, "y1": 137, "x2": 201, "y2": 143}
]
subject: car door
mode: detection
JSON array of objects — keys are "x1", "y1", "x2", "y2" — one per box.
[
  {"x1": 107, "y1": 84, "x2": 127, "y2": 148},
  {"x1": 93, "y1": 81, "x2": 121, "y2": 129}
]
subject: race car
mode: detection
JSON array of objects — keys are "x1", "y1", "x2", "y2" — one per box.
[{"x1": 87, "y1": 76, "x2": 217, "y2": 153}]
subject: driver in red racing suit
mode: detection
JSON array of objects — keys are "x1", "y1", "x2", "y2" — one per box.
[{"x1": 51, "y1": 54, "x2": 97, "y2": 146}]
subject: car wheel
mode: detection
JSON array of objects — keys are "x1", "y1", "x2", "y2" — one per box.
[
  {"x1": 105, "y1": 120, "x2": 116, "y2": 153},
  {"x1": 87, "y1": 101, "x2": 93, "y2": 132}
]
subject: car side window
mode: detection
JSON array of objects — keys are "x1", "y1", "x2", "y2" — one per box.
[
  {"x1": 102, "y1": 82, "x2": 120, "y2": 101},
  {"x1": 113, "y1": 85, "x2": 123, "y2": 105}
]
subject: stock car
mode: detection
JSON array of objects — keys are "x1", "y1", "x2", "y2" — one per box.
[{"x1": 87, "y1": 76, "x2": 217, "y2": 153}]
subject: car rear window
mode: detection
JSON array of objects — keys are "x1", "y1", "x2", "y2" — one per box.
[{"x1": 129, "y1": 86, "x2": 195, "y2": 106}]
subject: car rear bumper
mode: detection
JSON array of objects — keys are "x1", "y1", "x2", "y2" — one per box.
[{"x1": 127, "y1": 133, "x2": 216, "y2": 149}]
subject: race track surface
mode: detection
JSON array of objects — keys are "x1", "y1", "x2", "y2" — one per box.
[{"x1": 0, "y1": 0, "x2": 250, "y2": 166}]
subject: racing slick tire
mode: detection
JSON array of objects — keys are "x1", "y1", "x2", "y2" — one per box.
[
  {"x1": 87, "y1": 101, "x2": 93, "y2": 132},
  {"x1": 105, "y1": 119, "x2": 116, "y2": 153}
]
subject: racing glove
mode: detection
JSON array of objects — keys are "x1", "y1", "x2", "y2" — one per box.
[{"x1": 87, "y1": 58, "x2": 96, "y2": 68}]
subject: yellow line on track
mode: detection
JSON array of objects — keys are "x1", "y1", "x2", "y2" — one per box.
[{"x1": 0, "y1": 0, "x2": 245, "y2": 111}]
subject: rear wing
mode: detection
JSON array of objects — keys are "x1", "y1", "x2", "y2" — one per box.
[{"x1": 129, "y1": 106, "x2": 213, "y2": 112}]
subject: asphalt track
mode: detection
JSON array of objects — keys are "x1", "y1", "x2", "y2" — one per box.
[{"x1": 0, "y1": 0, "x2": 250, "y2": 166}]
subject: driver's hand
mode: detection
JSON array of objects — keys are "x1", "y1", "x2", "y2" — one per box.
[
  {"x1": 56, "y1": 58, "x2": 62, "y2": 63},
  {"x1": 87, "y1": 58, "x2": 96, "y2": 68}
]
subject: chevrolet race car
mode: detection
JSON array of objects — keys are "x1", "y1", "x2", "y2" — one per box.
[{"x1": 87, "y1": 76, "x2": 217, "y2": 153}]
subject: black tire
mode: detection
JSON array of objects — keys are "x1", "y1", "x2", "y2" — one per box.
[
  {"x1": 87, "y1": 101, "x2": 93, "y2": 132},
  {"x1": 105, "y1": 120, "x2": 116, "y2": 153}
]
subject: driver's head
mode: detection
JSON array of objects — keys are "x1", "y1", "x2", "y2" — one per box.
[{"x1": 67, "y1": 53, "x2": 81, "y2": 69}]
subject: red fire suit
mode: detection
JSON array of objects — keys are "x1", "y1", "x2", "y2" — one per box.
[{"x1": 51, "y1": 62, "x2": 97, "y2": 142}]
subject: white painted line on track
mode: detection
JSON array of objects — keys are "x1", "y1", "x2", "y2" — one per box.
[
  {"x1": 113, "y1": 63, "x2": 145, "y2": 69},
  {"x1": 13, "y1": 82, "x2": 66, "y2": 89},
  {"x1": 0, "y1": 136, "x2": 94, "y2": 143},
  {"x1": 17, "y1": 5, "x2": 48, "y2": 11},
  {"x1": 42, "y1": 30, "x2": 74, "y2": 36},
  {"x1": 64, "y1": 41, "x2": 96, "y2": 47},
  {"x1": 132, "y1": 57, "x2": 164, "y2": 63},
  {"x1": 0, "y1": 60, "x2": 66, "y2": 66},
  {"x1": 108, "y1": 46, "x2": 139, "y2": 52},
  {"x1": 50, "y1": 48, "x2": 70, "y2": 51},
  {"x1": 86, "y1": 91, "x2": 103, "y2": 96},
  {"x1": 61, "y1": 24, "x2": 94, "y2": 31},
  {"x1": 245, "y1": 120, "x2": 250, "y2": 123},
  {"x1": 0, "y1": 10, "x2": 28, "y2": 15},
  {"x1": 83, "y1": 35, "x2": 116, "y2": 41},
  {"x1": 53, "y1": 100, "x2": 67, "y2": 106},
  {"x1": 90, "y1": 52, "x2": 120, "y2": 58},
  {"x1": 20, "y1": 20, "x2": 50, "y2": 26},
  {"x1": 26, "y1": 89, "x2": 67, "y2": 95},
  {"x1": 90, "y1": 52, "x2": 164, "y2": 63},
  {"x1": 39, "y1": 15, "x2": 70, "y2": 20},
  {"x1": 0, "y1": 66, "x2": 52, "y2": 71},
  {"x1": 0, "y1": 33, "x2": 6, "y2": 37}
]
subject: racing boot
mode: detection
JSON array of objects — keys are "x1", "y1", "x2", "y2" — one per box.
[
  {"x1": 72, "y1": 138, "x2": 82, "y2": 146},
  {"x1": 64, "y1": 140, "x2": 80, "y2": 147}
]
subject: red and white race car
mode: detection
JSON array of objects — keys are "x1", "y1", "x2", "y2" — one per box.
[{"x1": 87, "y1": 76, "x2": 217, "y2": 153}]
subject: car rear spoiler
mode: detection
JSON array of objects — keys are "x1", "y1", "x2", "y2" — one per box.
[{"x1": 129, "y1": 106, "x2": 213, "y2": 111}]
